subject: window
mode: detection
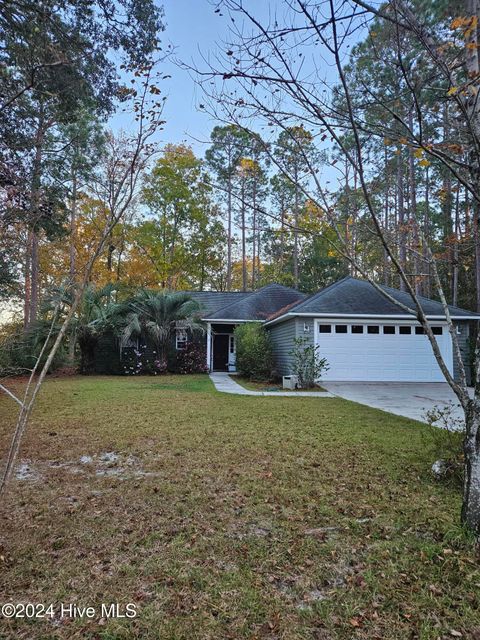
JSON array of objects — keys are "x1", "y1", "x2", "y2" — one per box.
[
  {"x1": 319, "y1": 324, "x2": 331, "y2": 333},
  {"x1": 415, "y1": 327, "x2": 425, "y2": 335},
  {"x1": 383, "y1": 326, "x2": 395, "y2": 334},
  {"x1": 176, "y1": 328, "x2": 188, "y2": 350},
  {"x1": 432, "y1": 326, "x2": 443, "y2": 335},
  {"x1": 335, "y1": 325, "x2": 347, "y2": 334},
  {"x1": 351, "y1": 325, "x2": 364, "y2": 334},
  {"x1": 399, "y1": 326, "x2": 411, "y2": 335},
  {"x1": 367, "y1": 326, "x2": 379, "y2": 334},
  {"x1": 303, "y1": 322, "x2": 311, "y2": 333}
]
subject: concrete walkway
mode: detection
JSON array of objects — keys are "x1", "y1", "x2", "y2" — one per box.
[
  {"x1": 322, "y1": 381, "x2": 470, "y2": 427},
  {"x1": 209, "y1": 372, "x2": 334, "y2": 397}
]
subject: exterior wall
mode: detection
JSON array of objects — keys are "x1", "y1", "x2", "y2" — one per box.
[
  {"x1": 454, "y1": 321, "x2": 472, "y2": 385},
  {"x1": 269, "y1": 317, "x2": 473, "y2": 384}
]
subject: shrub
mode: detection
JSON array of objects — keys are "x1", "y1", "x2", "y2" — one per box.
[
  {"x1": 289, "y1": 337, "x2": 329, "y2": 388},
  {"x1": 234, "y1": 323, "x2": 274, "y2": 381},
  {"x1": 422, "y1": 403, "x2": 464, "y2": 483},
  {"x1": 122, "y1": 344, "x2": 167, "y2": 375},
  {"x1": 0, "y1": 321, "x2": 67, "y2": 376},
  {"x1": 176, "y1": 343, "x2": 208, "y2": 374}
]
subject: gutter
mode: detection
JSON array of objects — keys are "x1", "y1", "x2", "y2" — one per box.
[{"x1": 264, "y1": 312, "x2": 480, "y2": 327}]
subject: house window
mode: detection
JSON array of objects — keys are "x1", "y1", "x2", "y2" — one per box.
[
  {"x1": 176, "y1": 328, "x2": 188, "y2": 350},
  {"x1": 399, "y1": 326, "x2": 411, "y2": 335},
  {"x1": 383, "y1": 326, "x2": 395, "y2": 334},
  {"x1": 432, "y1": 326, "x2": 443, "y2": 335},
  {"x1": 303, "y1": 322, "x2": 311, "y2": 333},
  {"x1": 319, "y1": 324, "x2": 331, "y2": 333},
  {"x1": 351, "y1": 325, "x2": 364, "y2": 334},
  {"x1": 367, "y1": 326, "x2": 379, "y2": 334},
  {"x1": 335, "y1": 325, "x2": 347, "y2": 333}
]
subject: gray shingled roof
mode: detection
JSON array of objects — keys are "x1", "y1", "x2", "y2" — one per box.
[
  {"x1": 266, "y1": 276, "x2": 479, "y2": 321},
  {"x1": 185, "y1": 291, "x2": 251, "y2": 317},
  {"x1": 203, "y1": 284, "x2": 307, "y2": 321}
]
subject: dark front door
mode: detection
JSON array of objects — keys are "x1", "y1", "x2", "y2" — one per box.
[{"x1": 213, "y1": 334, "x2": 229, "y2": 371}]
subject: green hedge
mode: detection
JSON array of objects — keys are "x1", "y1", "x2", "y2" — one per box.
[{"x1": 234, "y1": 323, "x2": 274, "y2": 381}]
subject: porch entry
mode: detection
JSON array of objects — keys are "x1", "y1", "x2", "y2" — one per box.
[{"x1": 210, "y1": 323, "x2": 237, "y2": 372}]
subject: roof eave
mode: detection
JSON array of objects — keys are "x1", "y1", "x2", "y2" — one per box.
[{"x1": 264, "y1": 311, "x2": 480, "y2": 326}]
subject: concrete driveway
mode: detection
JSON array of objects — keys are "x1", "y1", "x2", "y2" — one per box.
[{"x1": 322, "y1": 382, "x2": 470, "y2": 428}]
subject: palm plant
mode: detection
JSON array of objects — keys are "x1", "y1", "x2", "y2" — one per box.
[
  {"x1": 117, "y1": 290, "x2": 203, "y2": 368},
  {"x1": 73, "y1": 283, "x2": 120, "y2": 373}
]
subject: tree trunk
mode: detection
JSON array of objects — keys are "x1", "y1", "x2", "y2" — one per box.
[
  {"x1": 241, "y1": 180, "x2": 247, "y2": 292},
  {"x1": 475, "y1": 202, "x2": 480, "y2": 313},
  {"x1": 423, "y1": 167, "x2": 431, "y2": 298},
  {"x1": 452, "y1": 185, "x2": 460, "y2": 307},
  {"x1": 29, "y1": 229, "x2": 39, "y2": 325},
  {"x1": 293, "y1": 167, "x2": 299, "y2": 287},
  {"x1": 397, "y1": 148, "x2": 406, "y2": 291},
  {"x1": 462, "y1": 400, "x2": 480, "y2": 536},
  {"x1": 23, "y1": 231, "x2": 32, "y2": 329},
  {"x1": 383, "y1": 147, "x2": 390, "y2": 286},
  {"x1": 227, "y1": 159, "x2": 233, "y2": 291},
  {"x1": 408, "y1": 112, "x2": 421, "y2": 295}
]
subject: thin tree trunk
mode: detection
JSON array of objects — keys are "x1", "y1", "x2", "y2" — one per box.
[
  {"x1": 293, "y1": 166, "x2": 299, "y2": 287},
  {"x1": 452, "y1": 185, "x2": 460, "y2": 307},
  {"x1": 29, "y1": 230, "x2": 39, "y2": 325},
  {"x1": 423, "y1": 167, "x2": 431, "y2": 298},
  {"x1": 397, "y1": 148, "x2": 406, "y2": 291},
  {"x1": 251, "y1": 177, "x2": 257, "y2": 288},
  {"x1": 241, "y1": 180, "x2": 247, "y2": 291},
  {"x1": 474, "y1": 201, "x2": 480, "y2": 312},
  {"x1": 408, "y1": 112, "x2": 421, "y2": 295},
  {"x1": 383, "y1": 147, "x2": 390, "y2": 286},
  {"x1": 23, "y1": 230, "x2": 32, "y2": 328},
  {"x1": 462, "y1": 400, "x2": 480, "y2": 535},
  {"x1": 227, "y1": 160, "x2": 233, "y2": 291}
]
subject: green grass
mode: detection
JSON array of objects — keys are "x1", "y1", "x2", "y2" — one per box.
[{"x1": 0, "y1": 375, "x2": 478, "y2": 640}]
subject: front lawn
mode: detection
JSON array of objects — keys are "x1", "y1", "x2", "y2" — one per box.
[{"x1": 0, "y1": 375, "x2": 478, "y2": 640}]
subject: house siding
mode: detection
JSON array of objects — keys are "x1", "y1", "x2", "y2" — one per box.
[{"x1": 268, "y1": 318, "x2": 297, "y2": 376}]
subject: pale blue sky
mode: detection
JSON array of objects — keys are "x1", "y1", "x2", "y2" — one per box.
[{"x1": 111, "y1": 0, "x2": 289, "y2": 157}]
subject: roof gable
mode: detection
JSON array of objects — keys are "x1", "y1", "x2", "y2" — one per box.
[
  {"x1": 204, "y1": 283, "x2": 306, "y2": 321},
  {"x1": 267, "y1": 276, "x2": 479, "y2": 320}
]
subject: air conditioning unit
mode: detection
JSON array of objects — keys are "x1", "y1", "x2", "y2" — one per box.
[{"x1": 283, "y1": 375, "x2": 298, "y2": 390}]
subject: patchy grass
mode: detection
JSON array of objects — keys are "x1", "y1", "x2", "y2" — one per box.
[
  {"x1": 0, "y1": 375, "x2": 478, "y2": 640},
  {"x1": 232, "y1": 375, "x2": 326, "y2": 393}
]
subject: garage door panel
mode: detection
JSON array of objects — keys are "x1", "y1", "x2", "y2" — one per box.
[{"x1": 316, "y1": 322, "x2": 452, "y2": 382}]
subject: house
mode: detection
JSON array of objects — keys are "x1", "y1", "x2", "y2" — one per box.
[{"x1": 188, "y1": 277, "x2": 479, "y2": 383}]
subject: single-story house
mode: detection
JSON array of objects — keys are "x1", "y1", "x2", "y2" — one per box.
[{"x1": 187, "y1": 276, "x2": 479, "y2": 383}]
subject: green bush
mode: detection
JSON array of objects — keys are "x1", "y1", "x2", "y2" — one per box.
[
  {"x1": 0, "y1": 321, "x2": 67, "y2": 376},
  {"x1": 234, "y1": 323, "x2": 275, "y2": 381},
  {"x1": 289, "y1": 337, "x2": 329, "y2": 388}
]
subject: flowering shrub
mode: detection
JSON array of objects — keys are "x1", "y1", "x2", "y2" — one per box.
[
  {"x1": 176, "y1": 342, "x2": 208, "y2": 374},
  {"x1": 122, "y1": 345, "x2": 167, "y2": 375}
]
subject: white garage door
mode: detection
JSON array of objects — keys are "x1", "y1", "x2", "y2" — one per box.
[{"x1": 315, "y1": 320, "x2": 453, "y2": 382}]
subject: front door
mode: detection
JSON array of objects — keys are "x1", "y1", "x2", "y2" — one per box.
[{"x1": 213, "y1": 334, "x2": 230, "y2": 371}]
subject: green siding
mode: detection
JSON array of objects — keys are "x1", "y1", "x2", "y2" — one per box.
[{"x1": 268, "y1": 318, "x2": 296, "y2": 376}]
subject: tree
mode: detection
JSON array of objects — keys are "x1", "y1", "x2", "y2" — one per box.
[
  {"x1": 206, "y1": 125, "x2": 249, "y2": 289},
  {"x1": 117, "y1": 290, "x2": 203, "y2": 367},
  {"x1": 274, "y1": 127, "x2": 318, "y2": 287}
]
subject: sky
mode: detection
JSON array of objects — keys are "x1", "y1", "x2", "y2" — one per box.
[{"x1": 111, "y1": 0, "x2": 288, "y2": 157}]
